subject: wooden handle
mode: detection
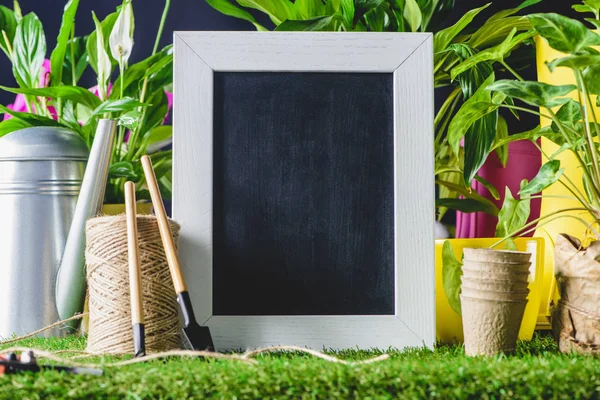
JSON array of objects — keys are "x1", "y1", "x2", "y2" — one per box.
[
  {"x1": 140, "y1": 155, "x2": 187, "y2": 293},
  {"x1": 125, "y1": 181, "x2": 144, "y2": 325}
]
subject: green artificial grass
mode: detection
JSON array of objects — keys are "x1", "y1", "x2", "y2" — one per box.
[{"x1": 0, "y1": 333, "x2": 599, "y2": 399}]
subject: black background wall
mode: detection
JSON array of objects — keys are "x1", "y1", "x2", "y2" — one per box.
[{"x1": 0, "y1": 0, "x2": 575, "y2": 104}]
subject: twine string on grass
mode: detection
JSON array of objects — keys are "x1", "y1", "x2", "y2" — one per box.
[{"x1": 85, "y1": 215, "x2": 181, "y2": 354}]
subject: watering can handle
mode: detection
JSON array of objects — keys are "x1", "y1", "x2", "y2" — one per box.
[{"x1": 55, "y1": 119, "x2": 117, "y2": 321}]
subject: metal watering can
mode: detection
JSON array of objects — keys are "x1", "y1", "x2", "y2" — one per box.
[{"x1": 0, "y1": 121, "x2": 116, "y2": 338}]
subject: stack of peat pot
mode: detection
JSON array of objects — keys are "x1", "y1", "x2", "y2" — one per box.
[{"x1": 460, "y1": 248, "x2": 532, "y2": 356}]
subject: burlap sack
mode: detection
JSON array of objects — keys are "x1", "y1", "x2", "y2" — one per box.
[{"x1": 553, "y1": 234, "x2": 600, "y2": 354}]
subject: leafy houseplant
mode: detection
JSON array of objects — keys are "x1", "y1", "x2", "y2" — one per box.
[
  {"x1": 0, "y1": 0, "x2": 173, "y2": 204},
  {"x1": 206, "y1": 0, "x2": 542, "y2": 220},
  {"x1": 445, "y1": 2, "x2": 600, "y2": 353}
]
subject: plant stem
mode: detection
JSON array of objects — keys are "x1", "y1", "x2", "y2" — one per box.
[
  {"x1": 126, "y1": 0, "x2": 171, "y2": 162},
  {"x1": 575, "y1": 70, "x2": 600, "y2": 198},
  {"x1": 501, "y1": 60, "x2": 524, "y2": 82},
  {"x1": 70, "y1": 27, "x2": 76, "y2": 86}
]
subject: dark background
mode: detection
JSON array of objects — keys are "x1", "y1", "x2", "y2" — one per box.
[{"x1": 0, "y1": 0, "x2": 575, "y2": 105}]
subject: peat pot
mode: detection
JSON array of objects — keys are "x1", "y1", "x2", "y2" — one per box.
[{"x1": 0, "y1": 127, "x2": 88, "y2": 338}]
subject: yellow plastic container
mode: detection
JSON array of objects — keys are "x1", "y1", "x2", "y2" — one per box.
[
  {"x1": 533, "y1": 37, "x2": 598, "y2": 329},
  {"x1": 435, "y1": 238, "x2": 545, "y2": 343}
]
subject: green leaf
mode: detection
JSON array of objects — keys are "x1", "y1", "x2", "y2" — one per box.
[
  {"x1": 468, "y1": 15, "x2": 532, "y2": 49},
  {"x1": 442, "y1": 240, "x2": 462, "y2": 316},
  {"x1": 436, "y1": 198, "x2": 497, "y2": 214},
  {"x1": 486, "y1": 80, "x2": 576, "y2": 108},
  {"x1": 487, "y1": 0, "x2": 542, "y2": 22},
  {"x1": 50, "y1": 0, "x2": 79, "y2": 87},
  {"x1": 111, "y1": 45, "x2": 172, "y2": 99},
  {"x1": 145, "y1": 125, "x2": 172, "y2": 146},
  {"x1": 448, "y1": 74, "x2": 498, "y2": 156},
  {"x1": 276, "y1": 14, "x2": 342, "y2": 31},
  {"x1": 353, "y1": 0, "x2": 384, "y2": 24},
  {"x1": 451, "y1": 29, "x2": 535, "y2": 80},
  {"x1": 89, "y1": 97, "x2": 146, "y2": 120},
  {"x1": 474, "y1": 175, "x2": 501, "y2": 200},
  {"x1": 436, "y1": 179, "x2": 500, "y2": 216},
  {"x1": 0, "y1": 6, "x2": 17, "y2": 58},
  {"x1": 583, "y1": 64, "x2": 600, "y2": 95},
  {"x1": 62, "y1": 36, "x2": 87, "y2": 85},
  {"x1": 235, "y1": 0, "x2": 296, "y2": 26},
  {"x1": 463, "y1": 108, "x2": 498, "y2": 186},
  {"x1": 12, "y1": 13, "x2": 46, "y2": 88},
  {"x1": 519, "y1": 160, "x2": 564, "y2": 196},
  {"x1": 433, "y1": 3, "x2": 491, "y2": 53},
  {"x1": 0, "y1": 104, "x2": 63, "y2": 127},
  {"x1": 118, "y1": 110, "x2": 142, "y2": 131},
  {"x1": 205, "y1": 0, "x2": 267, "y2": 31},
  {"x1": 494, "y1": 115, "x2": 509, "y2": 168},
  {"x1": 551, "y1": 99, "x2": 581, "y2": 133},
  {"x1": 529, "y1": 13, "x2": 600, "y2": 53},
  {"x1": 340, "y1": 0, "x2": 354, "y2": 30},
  {"x1": 108, "y1": 161, "x2": 138, "y2": 179},
  {"x1": 547, "y1": 54, "x2": 600, "y2": 72},
  {"x1": 138, "y1": 89, "x2": 168, "y2": 137},
  {"x1": 403, "y1": 0, "x2": 422, "y2": 32},
  {"x1": 0, "y1": 85, "x2": 101, "y2": 111},
  {"x1": 0, "y1": 117, "x2": 30, "y2": 137},
  {"x1": 86, "y1": 11, "x2": 118, "y2": 74},
  {"x1": 294, "y1": 0, "x2": 326, "y2": 19},
  {"x1": 495, "y1": 184, "x2": 531, "y2": 238}
]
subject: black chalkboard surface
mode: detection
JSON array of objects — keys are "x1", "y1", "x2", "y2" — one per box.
[{"x1": 212, "y1": 72, "x2": 395, "y2": 316}]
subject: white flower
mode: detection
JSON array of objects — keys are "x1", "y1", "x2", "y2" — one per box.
[
  {"x1": 109, "y1": 1, "x2": 134, "y2": 66},
  {"x1": 92, "y1": 11, "x2": 111, "y2": 101}
]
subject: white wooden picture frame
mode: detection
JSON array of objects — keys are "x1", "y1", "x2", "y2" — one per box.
[{"x1": 173, "y1": 32, "x2": 434, "y2": 350}]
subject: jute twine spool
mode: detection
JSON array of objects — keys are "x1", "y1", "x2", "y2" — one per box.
[{"x1": 85, "y1": 214, "x2": 181, "y2": 354}]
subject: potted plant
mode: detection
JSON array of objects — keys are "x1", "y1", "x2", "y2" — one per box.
[
  {"x1": 450, "y1": 5, "x2": 600, "y2": 354},
  {"x1": 0, "y1": 0, "x2": 173, "y2": 213}
]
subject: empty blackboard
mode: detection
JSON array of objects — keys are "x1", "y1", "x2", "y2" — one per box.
[{"x1": 212, "y1": 72, "x2": 395, "y2": 316}]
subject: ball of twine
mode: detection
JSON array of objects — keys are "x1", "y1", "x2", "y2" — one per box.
[{"x1": 85, "y1": 214, "x2": 181, "y2": 354}]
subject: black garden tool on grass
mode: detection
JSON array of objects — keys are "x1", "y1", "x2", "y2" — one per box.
[
  {"x1": 125, "y1": 181, "x2": 146, "y2": 357},
  {"x1": 141, "y1": 155, "x2": 215, "y2": 352}
]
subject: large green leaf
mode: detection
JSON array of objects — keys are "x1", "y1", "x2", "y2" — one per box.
[
  {"x1": 436, "y1": 179, "x2": 500, "y2": 216},
  {"x1": 463, "y1": 108, "x2": 498, "y2": 186},
  {"x1": 487, "y1": 0, "x2": 542, "y2": 22},
  {"x1": 451, "y1": 29, "x2": 534, "y2": 80},
  {"x1": 0, "y1": 85, "x2": 101, "y2": 111},
  {"x1": 442, "y1": 240, "x2": 462, "y2": 316},
  {"x1": 436, "y1": 198, "x2": 497, "y2": 214},
  {"x1": 294, "y1": 0, "x2": 326, "y2": 19},
  {"x1": 12, "y1": 13, "x2": 46, "y2": 88},
  {"x1": 519, "y1": 160, "x2": 564, "y2": 196},
  {"x1": 340, "y1": 0, "x2": 354, "y2": 30},
  {"x1": 551, "y1": 99, "x2": 581, "y2": 133},
  {"x1": 50, "y1": 0, "x2": 79, "y2": 87},
  {"x1": 433, "y1": 3, "x2": 490, "y2": 53},
  {"x1": 86, "y1": 11, "x2": 118, "y2": 74},
  {"x1": 0, "y1": 105, "x2": 63, "y2": 127},
  {"x1": 495, "y1": 183, "x2": 531, "y2": 238},
  {"x1": 62, "y1": 36, "x2": 87, "y2": 85},
  {"x1": 88, "y1": 97, "x2": 146, "y2": 120},
  {"x1": 0, "y1": 6, "x2": 17, "y2": 58},
  {"x1": 529, "y1": 13, "x2": 600, "y2": 53},
  {"x1": 487, "y1": 80, "x2": 576, "y2": 108},
  {"x1": 583, "y1": 64, "x2": 600, "y2": 96},
  {"x1": 475, "y1": 175, "x2": 500, "y2": 200},
  {"x1": 138, "y1": 89, "x2": 169, "y2": 137},
  {"x1": 109, "y1": 161, "x2": 138, "y2": 180},
  {"x1": 448, "y1": 74, "x2": 498, "y2": 156},
  {"x1": 0, "y1": 117, "x2": 30, "y2": 137},
  {"x1": 494, "y1": 115, "x2": 508, "y2": 167},
  {"x1": 276, "y1": 14, "x2": 342, "y2": 31},
  {"x1": 235, "y1": 0, "x2": 296, "y2": 25},
  {"x1": 403, "y1": 0, "x2": 422, "y2": 32},
  {"x1": 353, "y1": 0, "x2": 384, "y2": 24},
  {"x1": 205, "y1": 0, "x2": 267, "y2": 31},
  {"x1": 547, "y1": 54, "x2": 600, "y2": 72}
]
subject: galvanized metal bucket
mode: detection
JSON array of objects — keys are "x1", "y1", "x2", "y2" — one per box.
[{"x1": 0, "y1": 127, "x2": 88, "y2": 338}]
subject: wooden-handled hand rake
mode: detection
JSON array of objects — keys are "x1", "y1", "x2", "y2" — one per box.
[{"x1": 141, "y1": 155, "x2": 215, "y2": 351}]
